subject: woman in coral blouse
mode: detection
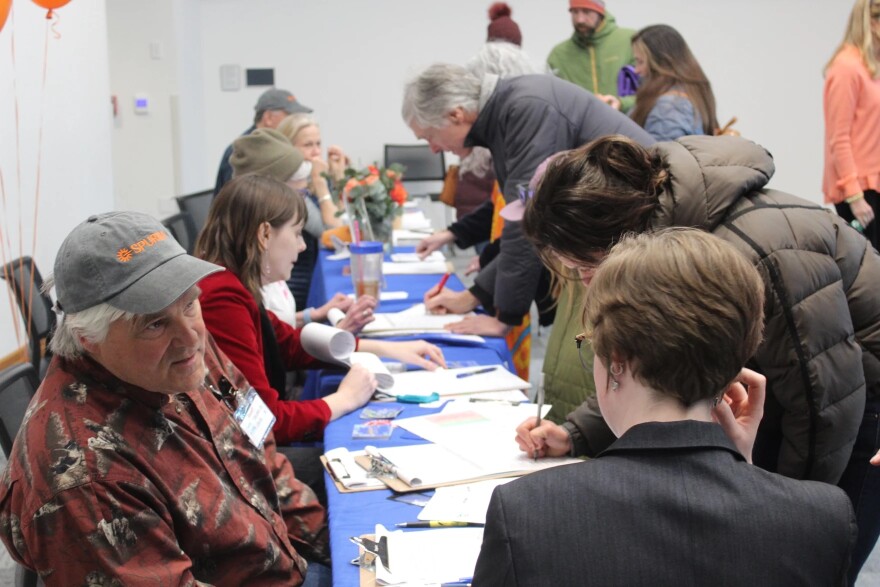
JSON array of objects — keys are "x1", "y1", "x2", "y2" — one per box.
[
  {"x1": 824, "y1": 0, "x2": 880, "y2": 249},
  {"x1": 195, "y1": 174, "x2": 446, "y2": 448}
]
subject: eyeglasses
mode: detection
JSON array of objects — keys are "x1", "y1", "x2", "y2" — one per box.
[
  {"x1": 515, "y1": 182, "x2": 534, "y2": 205},
  {"x1": 574, "y1": 333, "x2": 593, "y2": 374}
]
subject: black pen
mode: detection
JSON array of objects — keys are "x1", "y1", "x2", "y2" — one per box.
[
  {"x1": 395, "y1": 521, "x2": 485, "y2": 528},
  {"x1": 456, "y1": 366, "x2": 498, "y2": 379}
]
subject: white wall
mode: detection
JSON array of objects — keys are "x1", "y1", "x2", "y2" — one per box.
[
  {"x1": 0, "y1": 0, "x2": 113, "y2": 357},
  {"x1": 187, "y1": 0, "x2": 852, "y2": 205},
  {"x1": 104, "y1": 0, "x2": 853, "y2": 213}
]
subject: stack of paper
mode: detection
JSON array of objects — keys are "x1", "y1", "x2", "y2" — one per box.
[
  {"x1": 389, "y1": 251, "x2": 445, "y2": 263},
  {"x1": 362, "y1": 402, "x2": 580, "y2": 491},
  {"x1": 418, "y1": 478, "x2": 515, "y2": 524},
  {"x1": 360, "y1": 304, "x2": 471, "y2": 337},
  {"x1": 385, "y1": 365, "x2": 531, "y2": 398},
  {"x1": 393, "y1": 229, "x2": 433, "y2": 245},
  {"x1": 400, "y1": 210, "x2": 432, "y2": 231},
  {"x1": 383, "y1": 259, "x2": 450, "y2": 275},
  {"x1": 374, "y1": 524, "x2": 484, "y2": 585}
]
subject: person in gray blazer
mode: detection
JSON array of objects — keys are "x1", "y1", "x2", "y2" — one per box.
[{"x1": 473, "y1": 229, "x2": 856, "y2": 587}]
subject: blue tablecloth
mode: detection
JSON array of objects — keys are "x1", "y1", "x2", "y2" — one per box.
[{"x1": 304, "y1": 247, "x2": 516, "y2": 585}]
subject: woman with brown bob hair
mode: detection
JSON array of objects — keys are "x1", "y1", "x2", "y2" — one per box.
[
  {"x1": 196, "y1": 175, "x2": 446, "y2": 448},
  {"x1": 517, "y1": 133, "x2": 880, "y2": 583},
  {"x1": 474, "y1": 230, "x2": 855, "y2": 585},
  {"x1": 629, "y1": 24, "x2": 718, "y2": 141}
]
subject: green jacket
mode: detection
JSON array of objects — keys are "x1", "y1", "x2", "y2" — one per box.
[
  {"x1": 541, "y1": 285, "x2": 595, "y2": 423},
  {"x1": 546, "y1": 12, "x2": 635, "y2": 112}
]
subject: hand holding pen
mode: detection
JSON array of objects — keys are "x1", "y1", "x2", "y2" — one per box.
[
  {"x1": 514, "y1": 417, "x2": 573, "y2": 459},
  {"x1": 427, "y1": 272, "x2": 452, "y2": 300}
]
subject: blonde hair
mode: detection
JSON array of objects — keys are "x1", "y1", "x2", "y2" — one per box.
[
  {"x1": 277, "y1": 113, "x2": 319, "y2": 145},
  {"x1": 584, "y1": 229, "x2": 764, "y2": 406},
  {"x1": 826, "y1": 0, "x2": 880, "y2": 77}
]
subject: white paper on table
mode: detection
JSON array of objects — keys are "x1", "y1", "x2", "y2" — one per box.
[
  {"x1": 386, "y1": 365, "x2": 531, "y2": 398},
  {"x1": 327, "y1": 250, "x2": 351, "y2": 261},
  {"x1": 369, "y1": 434, "x2": 577, "y2": 489},
  {"x1": 389, "y1": 402, "x2": 581, "y2": 482},
  {"x1": 418, "y1": 478, "x2": 516, "y2": 524},
  {"x1": 383, "y1": 260, "x2": 450, "y2": 275},
  {"x1": 401, "y1": 211, "x2": 432, "y2": 231},
  {"x1": 299, "y1": 323, "x2": 394, "y2": 390},
  {"x1": 360, "y1": 304, "x2": 471, "y2": 335},
  {"x1": 420, "y1": 389, "x2": 529, "y2": 409},
  {"x1": 389, "y1": 251, "x2": 445, "y2": 263},
  {"x1": 374, "y1": 524, "x2": 484, "y2": 585},
  {"x1": 323, "y1": 448, "x2": 385, "y2": 490},
  {"x1": 346, "y1": 290, "x2": 410, "y2": 301},
  {"x1": 393, "y1": 229, "x2": 433, "y2": 245}
]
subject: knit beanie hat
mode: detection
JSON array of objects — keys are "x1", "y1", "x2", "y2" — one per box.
[
  {"x1": 230, "y1": 128, "x2": 305, "y2": 182},
  {"x1": 487, "y1": 3, "x2": 522, "y2": 46},
  {"x1": 569, "y1": 0, "x2": 605, "y2": 14}
]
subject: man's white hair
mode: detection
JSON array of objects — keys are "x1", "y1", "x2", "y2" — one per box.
[
  {"x1": 401, "y1": 63, "x2": 482, "y2": 128},
  {"x1": 45, "y1": 276, "x2": 134, "y2": 360}
]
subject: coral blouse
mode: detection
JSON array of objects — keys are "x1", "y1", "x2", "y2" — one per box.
[{"x1": 823, "y1": 44, "x2": 880, "y2": 203}]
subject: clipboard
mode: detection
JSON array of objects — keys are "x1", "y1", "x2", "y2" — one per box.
[
  {"x1": 353, "y1": 534, "x2": 378, "y2": 587},
  {"x1": 353, "y1": 454, "x2": 523, "y2": 493},
  {"x1": 320, "y1": 455, "x2": 386, "y2": 494}
]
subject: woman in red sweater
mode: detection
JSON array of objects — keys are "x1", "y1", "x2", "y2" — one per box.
[
  {"x1": 195, "y1": 174, "x2": 446, "y2": 446},
  {"x1": 824, "y1": 0, "x2": 880, "y2": 249}
]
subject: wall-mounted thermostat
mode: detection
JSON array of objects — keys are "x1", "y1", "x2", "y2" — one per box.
[
  {"x1": 134, "y1": 94, "x2": 150, "y2": 115},
  {"x1": 220, "y1": 64, "x2": 241, "y2": 91}
]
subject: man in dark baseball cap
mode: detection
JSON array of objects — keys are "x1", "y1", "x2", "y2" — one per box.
[
  {"x1": 214, "y1": 87, "x2": 313, "y2": 195},
  {"x1": 0, "y1": 210, "x2": 332, "y2": 585}
]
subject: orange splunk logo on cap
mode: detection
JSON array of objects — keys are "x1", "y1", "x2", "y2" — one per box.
[
  {"x1": 287, "y1": 95, "x2": 295, "y2": 102},
  {"x1": 116, "y1": 231, "x2": 168, "y2": 263}
]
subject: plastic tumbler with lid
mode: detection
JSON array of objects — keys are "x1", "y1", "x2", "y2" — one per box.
[{"x1": 349, "y1": 241, "x2": 383, "y2": 302}]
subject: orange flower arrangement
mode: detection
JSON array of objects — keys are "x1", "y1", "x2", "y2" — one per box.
[{"x1": 336, "y1": 163, "x2": 408, "y2": 242}]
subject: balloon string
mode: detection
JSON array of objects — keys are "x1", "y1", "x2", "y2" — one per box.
[
  {"x1": 2, "y1": 5, "x2": 24, "y2": 351},
  {"x1": 47, "y1": 10, "x2": 61, "y2": 40}
]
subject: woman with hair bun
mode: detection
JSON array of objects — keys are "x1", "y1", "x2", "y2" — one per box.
[{"x1": 516, "y1": 132, "x2": 880, "y2": 585}]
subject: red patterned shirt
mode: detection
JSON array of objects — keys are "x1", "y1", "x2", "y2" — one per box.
[{"x1": 0, "y1": 335, "x2": 327, "y2": 586}]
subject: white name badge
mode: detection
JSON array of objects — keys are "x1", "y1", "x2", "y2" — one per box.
[{"x1": 232, "y1": 387, "x2": 276, "y2": 449}]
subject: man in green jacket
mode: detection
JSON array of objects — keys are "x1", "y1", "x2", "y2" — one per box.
[{"x1": 547, "y1": 0, "x2": 635, "y2": 112}]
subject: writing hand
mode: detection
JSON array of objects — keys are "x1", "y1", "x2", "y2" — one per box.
[{"x1": 515, "y1": 417, "x2": 572, "y2": 458}]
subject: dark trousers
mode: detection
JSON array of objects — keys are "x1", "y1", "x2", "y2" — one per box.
[
  {"x1": 277, "y1": 445, "x2": 327, "y2": 507},
  {"x1": 834, "y1": 189, "x2": 880, "y2": 252},
  {"x1": 838, "y1": 398, "x2": 880, "y2": 585}
]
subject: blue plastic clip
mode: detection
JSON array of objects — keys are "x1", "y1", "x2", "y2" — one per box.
[{"x1": 395, "y1": 392, "x2": 440, "y2": 404}]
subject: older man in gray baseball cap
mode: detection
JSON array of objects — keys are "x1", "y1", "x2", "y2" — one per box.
[
  {"x1": 214, "y1": 87, "x2": 313, "y2": 195},
  {"x1": 0, "y1": 211, "x2": 333, "y2": 586}
]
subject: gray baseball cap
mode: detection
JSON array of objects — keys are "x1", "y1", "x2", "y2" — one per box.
[
  {"x1": 54, "y1": 211, "x2": 223, "y2": 315},
  {"x1": 254, "y1": 88, "x2": 312, "y2": 115}
]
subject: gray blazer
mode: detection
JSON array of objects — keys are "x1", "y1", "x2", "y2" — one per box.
[{"x1": 473, "y1": 420, "x2": 855, "y2": 587}]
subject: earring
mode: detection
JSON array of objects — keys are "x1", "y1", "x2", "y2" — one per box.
[{"x1": 610, "y1": 362, "x2": 624, "y2": 391}]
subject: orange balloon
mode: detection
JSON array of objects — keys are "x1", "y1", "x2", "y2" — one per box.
[
  {"x1": 32, "y1": 0, "x2": 71, "y2": 8},
  {"x1": 0, "y1": 0, "x2": 10, "y2": 34}
]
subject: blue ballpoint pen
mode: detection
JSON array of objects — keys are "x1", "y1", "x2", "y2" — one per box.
[
  {"x1": 441, "y1": 579, "x2": 473, "y2": 587},
  {"x1": 455, "y1": 366, "x2": 498, "y2": 379}
]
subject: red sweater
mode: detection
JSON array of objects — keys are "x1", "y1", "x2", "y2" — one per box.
[{"x1": 198, "y1": 270, "x2": 332, "y2": 443}]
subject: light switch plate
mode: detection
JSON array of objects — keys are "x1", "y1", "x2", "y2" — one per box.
[{"x1": 220, "y1": 64, "x2": 241, "y2": 91}]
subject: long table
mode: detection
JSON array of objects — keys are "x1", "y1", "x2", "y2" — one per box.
[{"x1": 305, "y1": 245, "x2": 516, "y2": 585}]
